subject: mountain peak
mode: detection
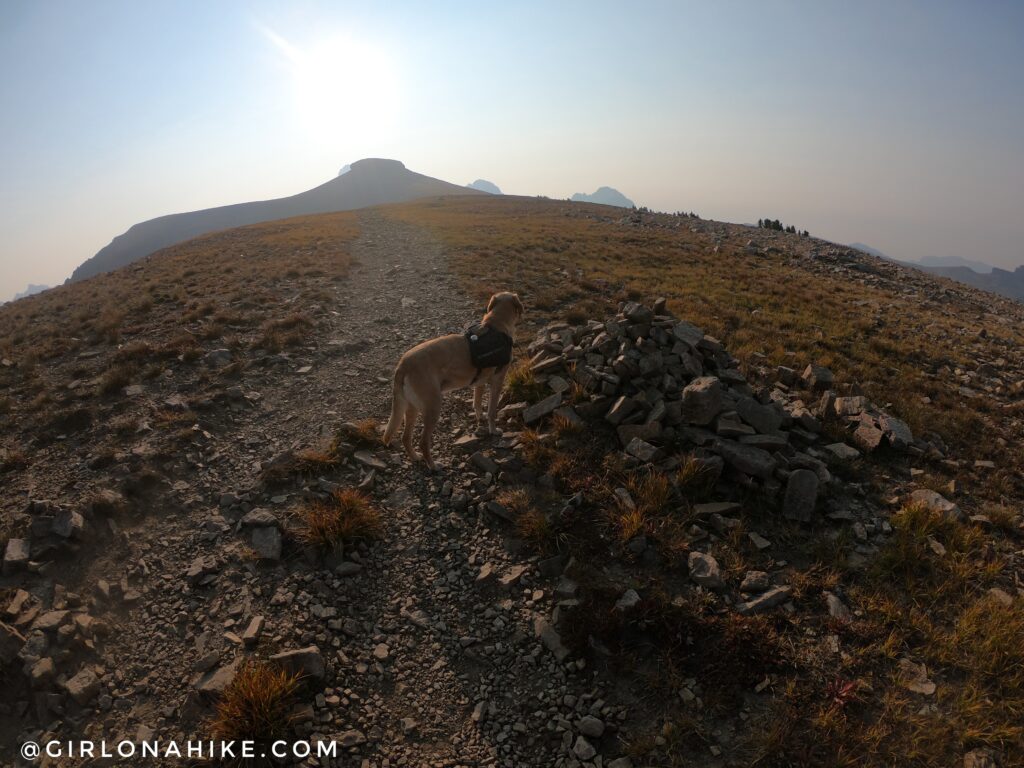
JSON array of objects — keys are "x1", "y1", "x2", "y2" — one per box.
[{"x1": 348, "y1": 158, "x2": 406, "y2": 172}]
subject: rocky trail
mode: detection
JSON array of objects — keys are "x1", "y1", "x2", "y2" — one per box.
[{"x1": 4, "y1": 213, "x2": 631, "y2": 767}]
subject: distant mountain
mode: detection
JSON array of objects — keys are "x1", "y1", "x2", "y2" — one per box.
[
  {"x1": 917, "y1": 255, "x2": 995, "y2": 273},
  {"x1": 69, "y1": 159, "x2": 484, "y2": 283},
  {"x1": 4, "y1": 283, "x2": 50, "y2": 304},
  {"x1": 917, "y1": 264, "x2": 1024, "y2": 302},
  {"x1": 571, "y1": 186, "x2": 634, "y2": 208},
  {"x1": 849, "y1": 243, "x2": 1022, "y2": 302},
  {"x1": 467, "y1": 179, "x2": 502, "y2": 195},
  {"x1": 849, "y1": 243, "x2": 893, "y2": 260}
]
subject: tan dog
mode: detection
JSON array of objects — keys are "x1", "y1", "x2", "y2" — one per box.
[{"x1": 383, "y1": 292, "x2": 524, "y2": 470}]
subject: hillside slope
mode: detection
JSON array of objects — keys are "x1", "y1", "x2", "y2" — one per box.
[
  {"x1": 68, "y1": 158, "x2": 483, "y2": 283},
  {"x1": 1, "y1": 197, "x2": 1022, "y2": 767}
]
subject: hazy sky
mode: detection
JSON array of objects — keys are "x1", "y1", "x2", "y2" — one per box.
[{"x1": 2, "y1": 1, "x2": 1023, "y2": 299}]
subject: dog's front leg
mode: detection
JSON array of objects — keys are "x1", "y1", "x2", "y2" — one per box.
[{"x1": 487, "y1": 369, "x2": 507, "y2": 435}]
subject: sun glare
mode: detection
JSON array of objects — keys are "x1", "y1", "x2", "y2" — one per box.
[{"x1": 263, "y1": 28, "x2": 400, "y2": 146}]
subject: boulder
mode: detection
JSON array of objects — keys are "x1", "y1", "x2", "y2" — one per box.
[
  {"x1": 736, "y1": 397, "x2": 782, "y2": 434},
  {"x1": 782, "y1": 469, "x2": 818, "y2": 521},
  {"x1": 680, "y1": 376, "x2": 723, "y2": 426},
  {"x1": 802, "y1": 364, "x2": 834, "y2": 391},
  {"x1": 251, "y1": 527, "x2": 282, "y2": 561},
  {"x1": 716, "y1": 440, "x2": 777, "y2": 480}
]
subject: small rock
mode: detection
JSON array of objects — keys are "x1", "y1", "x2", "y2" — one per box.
[
  {"x1": 782, "y1": 469, "x2": 818, "y2": 522},
  {"x1": 65, "y1": 666, "x2": 101, "y2": 705},
  {"x1": 573, "y1": 735, "x2": 597, "y2": 761},
  {"x1": 736, "y1": 586, "x2": 791, "y2": 615},
  {"x1": 740, "y1": 571, "x2": 770, "y2": 593},
  {"x1": 3, "y1": 538, "x2": 30, "y2": 575},
  {"x1": 270, "y1": 646, "x2": 325, "y2": 681},
  {"x1": 688, "y1": 551, "x2": 724, "y2": 591},
  {"x1": 578, "y1": 715, "x2": 605, "y2": 738}
]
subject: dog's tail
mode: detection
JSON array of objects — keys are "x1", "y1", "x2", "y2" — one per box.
[{"x1": 382, "y1": 365, "x2": 407, "y2": 446}]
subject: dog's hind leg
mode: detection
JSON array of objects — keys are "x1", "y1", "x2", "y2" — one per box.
[
  {"x1": 382, "y1": 374, "x2": 406, "y2": 447},
  {"x1": 401, "y1": 404, "x2": 419, "y2": 461},
  {"x1": 418, "y1": 393, "x2": 442, "y2": 471}
]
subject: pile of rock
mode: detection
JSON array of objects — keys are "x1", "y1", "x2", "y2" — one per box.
[
  {"x1": 2, "y1": 585, "x2": 112, "y2": 722},
  {"x1": 516, "y1": 299, "x2": 917, "y2": 520},
  {"x1": 3, "y1": 500, "x2": 89, "y2": 576}
]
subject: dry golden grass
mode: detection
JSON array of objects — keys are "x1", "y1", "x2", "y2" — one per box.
[
  {"x1": 208, "y1": 659, "x2": 300, "y2": 747},
  {"x1": 292, "y1": 489, "x2": 382, "y2": 550},
  {"x1": 504, "y1": 357, "x2": 547, "y2": 403}
]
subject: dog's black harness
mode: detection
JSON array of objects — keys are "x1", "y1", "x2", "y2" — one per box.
[{"x1": 465, "y1": 324, "x2": 513, "y2": 384}]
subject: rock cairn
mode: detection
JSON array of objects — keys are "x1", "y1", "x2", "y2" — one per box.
[{"x1": 515, "y1": 299, "x2": 920, "y2": 521}]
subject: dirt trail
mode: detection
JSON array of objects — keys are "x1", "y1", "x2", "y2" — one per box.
[{"x1": 53, "y1": 211, "x2": 626, "y2": 767}]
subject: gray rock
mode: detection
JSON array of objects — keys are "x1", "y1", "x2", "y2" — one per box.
[
  {"x1": 534, "y1": 616, "x2": 570, "y2": 661},
  {"x1": 783, "y1": 469, "x2": 819, "y2": 521},
  {"x1": 523, "y1": 393, "x2": 562, "y2": 425},
  {"x1": 573, "y1": 735, "x2": 598, "y2": 761},
  {"x1": 195, "y1": 658, "x2": 240, "y2": 695},
  {"x1": 740, "y1": 571, "x2": 770, "y2": 593},
  {"x1": 880, "y1": 413, "x2": 913, "y2": 449},
  {"x1": 51, "y1": 509, "x2": 86, "y2": 539},
  {"x1": 32, "y1": 610, "x2": 70, "y2": 632},
  {"x1": 353, "y1": 450, "x2": 387, "y2": 470},
  {"x1": 2, "y1": 538, "x2": 30, "y2": 575},
  {"x1": 470, "y1": 451, "x2": 499, "y2": 475},
  {"x1": 614, "y1": 589, "x2": 641, "y2": 611},
  {"x1": 624, "y1": 437, "x2": 661, "y2": 462},
  {"x1": 824, "y1": 442, "x2": 860, "y2": 461},
  {"x1": 672, "y1": 321, "x2": 705, "y2": 348},
  {"x1": 688, "y1": 551, "x2": 724, "y2": 591},
  {"x1": 909, "y1": 489, "x2": 964, "y2": 522},
  {"x1": 578, "y1": 715, "x2": 606, "y2": 738},
  {"x1": 251, "y1": 526, "x2": 282, "y2": 561},
  {"x1": 334, "y1": 562, "x2": 362, "y2": 576},
  {"x1": 242, "y1": 616, "x2": 264, "y2": 647},
  {"x1": 65, "y1": 666, "x2": 101, "y2": 705},
  {"x1": 338, "y1": 729, "x2": 367, "y2": 747},
  {"x1": 240, "y1": 508, "x2": 279, "y2": 527},
  {"x1": 270, "y1": 646, "x2": 325, "y2": 681},
  {"x1": 736, "y1": 397, "x2": 783, "y2": 434},
  {"x1": 681, "y1": 376, "x2": 723, "y2": 426},
  {"x1": 824, "y1": 592, "x2": 852, "y2": 622},
  {"x1": 736, "y1": 586, "x2": 792, "y2": 615},
  {"x1": 605, "y1": 396, "x2": 638, "y2": 426},
  {"x1": 716, "y1": 440, "x2": 777, "y2": 480},
  {"x1": 185, "y1": 556, "x2": 218, "y2": 585},
  {"x1": 802, "y1": 364, "x2": 834, "y2": 390}
]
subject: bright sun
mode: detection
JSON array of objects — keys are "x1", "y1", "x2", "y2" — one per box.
[{"x1": 264, "y1": 28, "x2": 400, "y2": 147}]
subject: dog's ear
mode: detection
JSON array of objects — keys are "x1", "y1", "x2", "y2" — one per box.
[
  {"x1": 511, "y1": 293, "x2": 524, "y2": 318},
  {"x1": 487, "y1": 294, "x2": 497, "y2": 313}
]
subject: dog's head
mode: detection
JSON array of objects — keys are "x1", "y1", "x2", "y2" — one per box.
[{"x1": 486, "y1": 291, "x2": 524, "y2": 322}]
